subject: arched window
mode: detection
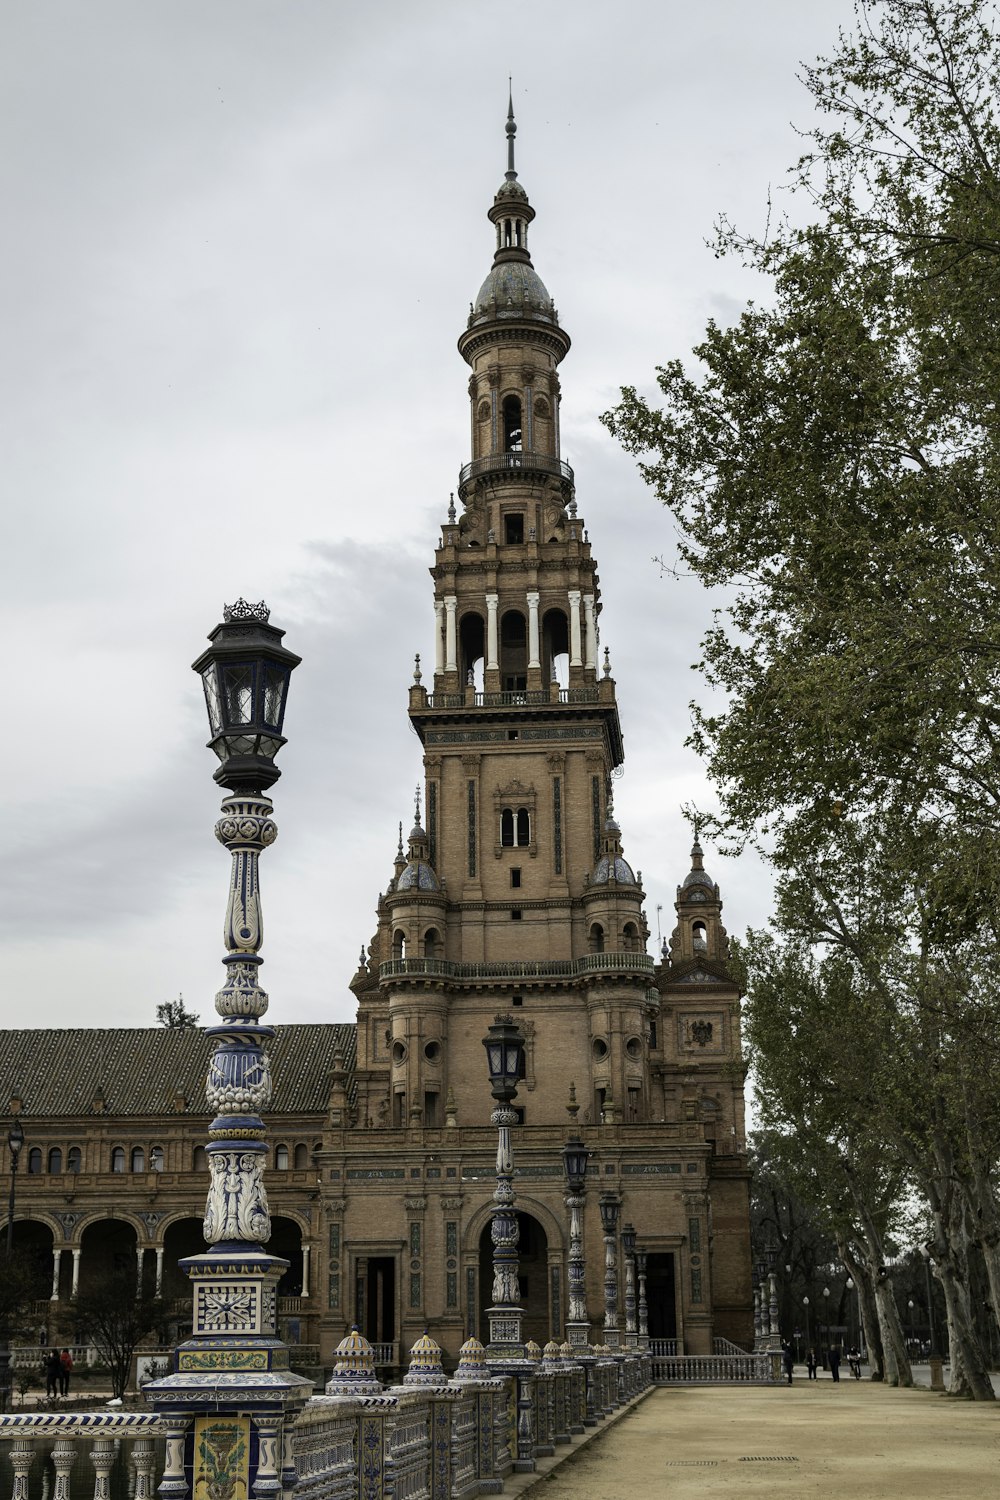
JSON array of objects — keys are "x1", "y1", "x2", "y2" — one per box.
[
  {"x1": 392, "y1": 930, "x2": 407, "y2": 961},
  {"x1": 501, "y1": 809, "x2": 515, "y2": 847},
  {"x1": 47, "y1": 1147, "x2": 63, "y2": 1174},
  {"x1": 67, "y1": 1146, "x2": 82, "y2": 1174},
  {"x1": 516, "y1": 808, "x2": 530, "y2": 846},
  {"x1": 131, "y1": 1147, "x2": 145, "y2": 1173},
  {"x1": 193, "y1": 1146, "x2": 208, "y2": 1172},
  {"x1": 590, "y1": 923, "x2": 605, "y2": 954},
  {"x1": 424, "y1": 927, "x2": 441, "y2": 958},
  {"x1": 459, "y1": 611, "x2": 485, "y2": 692},
  {"x1": 542, "y1": 608, "x2": 569, "y2": 689},
  {"x1": 502, "y1": 395, "x2": 522, "y2": 452},
  {"x1": 622, "y1": 922, "x2": 639, "y2": 953},
  {"x1": 111, "y1": 1147, "x2": 126, "y2": 1174},
  {"x1": 692, "y1": 921, "x2": 708, "y2": 951},
  {"x1": 150, "y1": 1146, "x2": 164, "y2": 1173},
  {"x1": 293, "y1": 1143, "x2": 308, "y2": 1170},
  {"x1": 27, "y1": 1147, "x2": 42, "y2": 1175},
  {"x1": 275, "y1": 1145, "x2": 290, "y2": 1171},
  {"x1": 500, "y1": 610, "x2": 527, "y2": 691}
]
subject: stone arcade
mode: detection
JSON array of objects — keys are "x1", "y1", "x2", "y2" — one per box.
[{"x1": 0, "y1": 104, "x2": 752, "y2": 1383}]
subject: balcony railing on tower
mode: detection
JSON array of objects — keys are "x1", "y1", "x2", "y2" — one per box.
[{"x1": 458, "y1": 451, "x2": 575, "y2": 492}]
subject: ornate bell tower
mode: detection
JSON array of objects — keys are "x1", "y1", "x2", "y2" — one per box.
[{"x1": 351, "y1": 96, "x2": 654, "y2": 1138}]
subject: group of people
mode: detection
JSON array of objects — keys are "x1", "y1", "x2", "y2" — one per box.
[
  {"x1": 781, "y1": 1342, "x2": 863, "y2": 1383},
  {"x1": 44, "y1": 1348, "x2": 73, "y2": 1398}
]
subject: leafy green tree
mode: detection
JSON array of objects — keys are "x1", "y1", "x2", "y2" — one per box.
[
  {"x1": 156, "y1": 995, "x2": 199, "y2": 1029},
  {"x1": 67, "y1": 1270, "x2": 167, "y2": 1400},
  {"x1": 603, "y1": 0, "x2": 1000, "y2": 1397}
]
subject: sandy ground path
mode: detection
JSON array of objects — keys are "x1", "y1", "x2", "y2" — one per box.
[{"x1": 525, "y1": 1379, "x2": 1000, "y2": 1500}]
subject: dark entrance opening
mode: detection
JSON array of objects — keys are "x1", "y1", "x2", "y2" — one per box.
[
  {"x1": 646, "y1": 1252, "x2": 677, "y2": 1341},
  {"x1": 356, "y1": 1256, "x2": 396, "y2": 1347},
  {"x1": 478, "y1": 1211, "x2": 549, "y2": 1347}
]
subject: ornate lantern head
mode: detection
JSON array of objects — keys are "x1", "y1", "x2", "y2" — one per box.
[
  {"x1": 598, "y1": 1192, "x2": 620, "y2": 1235},
  {"x1": 481, "y1": 1014, "x2": 525, "y2": 1103},
  {"x1": 621, "y1": 1221, "x2": 637, "y2": 1257},
  {"x1": 7, "y1": 1119, "x2": 24, "y2": 1165},
  {"x1": 192, "y1": 600, "x2": 301, "y2": 794},
  {"x1": 562, "y1": 1135, "x2": 589, "y2": 1194}
]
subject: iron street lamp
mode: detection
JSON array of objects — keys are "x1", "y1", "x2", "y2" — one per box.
[
  {"x1": 562, "y1": 1135, "x2": 591, "y2": 1348},
  {"x1": 765, "y1": 1243, "x2": 779, "y2": 1341},
  {"x1": 599, "y1": 1192, "x2": 621, "y2": 1350},
  {"x1": 920, "y1": 1245, "x2": 939, "y2": 1360},
  {"x1": 622, "y1": 1222, "x2": 638, "y2": 1348},
  {"x1": 6, "y1": 1120, "x2": 24, "y2": 1256},
  {"x1": 0, "y1": 1120, "x2": 25, "y2": 1412},
  {"x1": 802, "y1": 1294, "x2": 811, "y2": 1352},
  {"x1": 482, "y1": 1014, "x2": 527, "y2": 1358},
  {"x1": 636, "y1": 1248, "x2": 649, "y2": 1348},
  {"x1": 144, "y1": 601, "x2": 311, "y2": 1499}
]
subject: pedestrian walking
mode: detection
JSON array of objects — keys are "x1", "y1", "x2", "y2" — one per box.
[
  {"x1": 781, "y1": 1340, "x2": 794, "y2": 1385},
  {"x1": 828, "y1": 1344, "x2": 841, "y2": 1382},
  {"x1": 45, "y1": 1349, "x2": 61, "y2": 1399},
  {"x1": 848, "y1": 1345, "x2": 862, "y2": 1379},
  {"x1": 59, "y1": 1348, "x2": 73, "y2": 1397},
  {"x1": 806, "y1": 1347, "x2": 818, "y2": 1380}
]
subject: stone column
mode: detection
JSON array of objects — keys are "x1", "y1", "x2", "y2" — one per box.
[
  {"x1": 444, "y1": 596, "x2": 458, "y2": 674},
  {"x1": 568, "y1": 591, "x2": 583, "y2": 667},
  {"x1": 51, "y1": 1440, "x2": 76, "y2": 1500},
  {"x1": 486, "y1": 594, "x2": 499, "y2": 671},
  {"x1": 434, "y1": 600, "x2": 445, "y2": 675},
  {"x1": 583, "y1": 594, "x2": 597, "y2": 671},
  {"x1": 131, "y1": 1439, "x2": 156, "y2": 1500},
  {"x1": 301, "y1": 1243, "x2": 310, "y2": 1299},
  {"x1": 71, "y1": 1247, "x2": 81, "y2": 1297},
  {"x1": 526, "y1": 592, "x2": 540, "y2": 670},
  {"x1": 10, "y1": 1441, "x2": 34, "y2": 1500},
  {"x1": 50, "y1": 1247, "x2": 63, "y2": 1301},
  {"x1": 155, "y1": 1246, "x2": 164, "y2": 1295},
  {"x1": 90, "y1": 1440, "x2": 116, "y2": 1500},
  {"x1": 136, "y1": 1245, "x2": 144, "y2": 1291}
]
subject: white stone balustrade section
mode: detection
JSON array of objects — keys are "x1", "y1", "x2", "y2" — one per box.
[{"x1": 0, "y1": 1414, "x2": 162, "y2": 1500}]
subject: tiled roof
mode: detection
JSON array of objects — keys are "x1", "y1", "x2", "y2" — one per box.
[{"x1": 0, "y1": 1024, "x2": 355, "y2": 1118}]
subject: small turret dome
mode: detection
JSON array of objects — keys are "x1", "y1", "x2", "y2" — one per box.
[
  {"x1": 681, "y1": 838, "x2": 718, "y2": 896},
  {"x1": 397, "y1": 860, "x2": 440, "y2": 892},
  {"x1": 471, "y1": 261, "x2": 557, "y2": 326},
  {"x1": 592, "y1": 852, "x2": 637, "y2": 886}
]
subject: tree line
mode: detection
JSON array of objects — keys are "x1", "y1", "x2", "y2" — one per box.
[{"x1": 604, "y1": 0, "x2": 1000, "y2": 1398}]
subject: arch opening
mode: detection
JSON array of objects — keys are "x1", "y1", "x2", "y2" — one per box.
[
  {"x1": 477, "y1": 1211, "x2": 551, "y2": 1347},
  {"x1": 500, "y1": 610, "x2": 527, "y2": 691},
  {"x1": 542, "y1": 608, "x2": 569, "y2": 688},
  {"x1": 459, "y1": 611, "x2": 485, "y2": 691},
  {"x1": 502, "y1": 395, "x2": 522, "y2": 452}
]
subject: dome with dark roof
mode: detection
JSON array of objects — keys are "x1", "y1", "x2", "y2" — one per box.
[
  {"x1": 495, "y1": 175, "x2": 528, "y2": 201},
  {"x1": 592, "y1": 853, "x2": 637, "y2": 886},
  {"x1": 397, "y1": 861, "x2": 440, "y2": 892},
  {"x1": 680, "y1": 839, "x2": 718, "y2": 896},
  {"x1": 471, "y1": 261, "x2": 557, "y2": 325}
]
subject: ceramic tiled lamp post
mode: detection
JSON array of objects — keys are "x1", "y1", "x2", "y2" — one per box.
[{"x1": 146, "y1": 601, "x2": 312, "y2": 1500}]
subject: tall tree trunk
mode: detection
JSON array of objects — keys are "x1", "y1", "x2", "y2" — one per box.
[
  {"x1": 841, "y1": 1154, "x2": 912, "y2": 1385},
  {"x1": 928, "y1": 1191, "x2": 995, "y2": 1400},
  {"x1": 840, "y1": 1239, "x2": 884, "y2": 1380}
]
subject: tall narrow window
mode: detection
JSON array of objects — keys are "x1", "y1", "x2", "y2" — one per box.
[
  {"x1": 48, "y1": 1148, "x2": 63, "y2": 1174},
  {"x1": 501, "y1": 809, "x2": 514, "y2": 847},
  {"x1": 516, "y1": 808, "x2": 530, "y2": 846},
  {"x1": 67, "y1": 1146, "x2": 82, "y2": 1173},
  {"x1": 504, "y1": 513, "x2": 524, "y2": 544},
  {"x1": 150, "y1": 1146, "x2": 164, "y2": 1172},
  {"x1": 275, "y1": 1145, "x2": 290, "y2": 1170},
  {"x1": 502, "y1": 395, "x2": 522, "y2": 452},
  {"x1": 130, "y1": 1147, "x2": 145, "y2": 1173}
]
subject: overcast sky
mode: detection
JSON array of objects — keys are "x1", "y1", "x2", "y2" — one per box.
[{"x1": 1, "y1": 1, "x2": 859, "y2": 1030}]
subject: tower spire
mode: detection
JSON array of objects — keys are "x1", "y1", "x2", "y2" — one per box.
[{"x1": 506, "y1": 81, "x2": 517, "y2": 181}]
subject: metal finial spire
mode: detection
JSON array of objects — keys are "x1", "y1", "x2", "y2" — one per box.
[
  {"x1": 414, "y1": 784, "x2": 422, "y2": 824},
  {"x1": 397, "y1": 821, "x2": 404, "y2": 858},
  {"x1": 505, "y1": 81, "x2": 517, "y2": 180}
]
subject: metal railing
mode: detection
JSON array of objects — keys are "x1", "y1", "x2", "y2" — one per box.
[
  {"x1": 380, "y1": 951, "x2": 654, "y2": 983},
  {"x1": 423, "y1": 686, "x2": 600, "y2": 709},
  {"x1": 651, "y1": 1352, "x2": 777, "y2": 1384},
  {"x1": 458, "y1": 451, "x2": 575, "y2": 488}
]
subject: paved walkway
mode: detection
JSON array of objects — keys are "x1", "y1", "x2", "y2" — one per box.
[{"x1": 527, "y1": 1378, "x2": 1000, "y2": 1499}]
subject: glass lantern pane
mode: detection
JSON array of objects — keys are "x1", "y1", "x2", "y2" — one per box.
[
  {"x1": 223, "y1": 663, "x2": 255, "y2": 725},
  {"x1": 487, "y1": 1042, "x2": 503, "y2": 1078},
  {"x1": 258, "y1": 735, "x2": 281, "y2": 760},
  {"x1": 228, "y1": 734, "x2": 257, "y2": 755},
  {"x1": 263, "y1": 664, "x2": 286, "y2": 729},
  {"x1": 202, "y1": 667, "x2": 223, "y2": 735}
]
